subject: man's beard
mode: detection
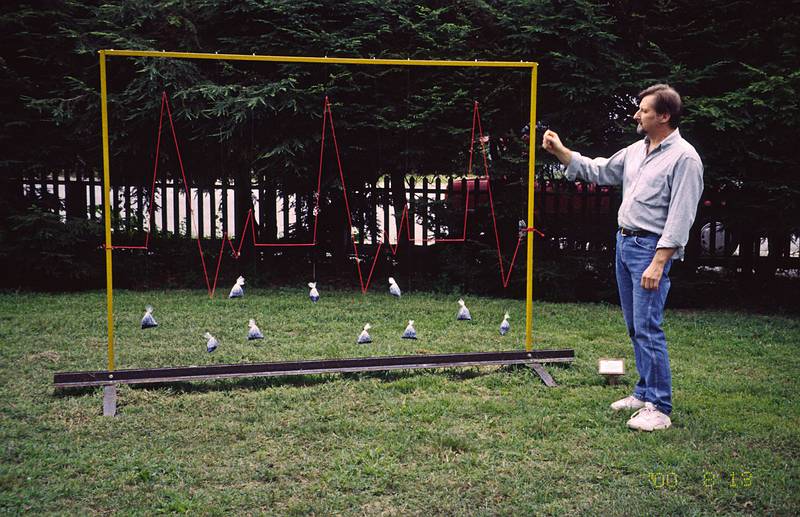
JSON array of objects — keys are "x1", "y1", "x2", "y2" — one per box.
[{"x1": 636, "y1": 123, "x2": 645, "y2": 135}]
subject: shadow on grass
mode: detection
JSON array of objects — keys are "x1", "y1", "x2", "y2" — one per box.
[{"x1": 53, "y1": 386, "x2": 97, "y2": 398}]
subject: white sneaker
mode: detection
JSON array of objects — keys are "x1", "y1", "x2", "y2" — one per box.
[
  {"x1": 627, "y1": 402, "x2": 672, "y2": 431},
  {"x1": 610, "y1": 395, "x2": 645, "y2": 412}
]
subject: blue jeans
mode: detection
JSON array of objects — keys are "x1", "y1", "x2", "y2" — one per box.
[{"x1": 615, "y1": 231, "x2": 673, "y2": 415}]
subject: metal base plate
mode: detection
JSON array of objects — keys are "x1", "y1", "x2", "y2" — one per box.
[
  {"x1": 102, "y1": 385, "x2": 117, "y2": 416},
  {"x1": 528, "y1": 362, "x2": 558, "y2": 387}
]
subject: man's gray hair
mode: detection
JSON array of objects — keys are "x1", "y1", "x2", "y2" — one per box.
[{"x1": 639, "y1": 84, "x2": 682, "y2": 128}]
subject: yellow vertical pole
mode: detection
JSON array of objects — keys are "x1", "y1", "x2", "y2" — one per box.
[
  {"x1": 525, "y1": 65, "x2": 538, "y2": 352},
  {"x1": 99, "y1": 51, "x2": 115, "y2": 371}
]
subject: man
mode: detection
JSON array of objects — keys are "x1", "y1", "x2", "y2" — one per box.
[{"x1": 541, "y1": 84, "x2": 703, "y2": 431}]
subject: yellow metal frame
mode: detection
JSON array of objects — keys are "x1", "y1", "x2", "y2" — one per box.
[{"x1": 98, "y1": 50, "x2": 539, "y2": 370}]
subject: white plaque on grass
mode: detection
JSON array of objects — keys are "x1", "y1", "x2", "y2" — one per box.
[{"x1": 598, "y1": 358, "x2": 624, "y2": 375}]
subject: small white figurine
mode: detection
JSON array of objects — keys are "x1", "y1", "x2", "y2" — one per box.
[
  {"x1": 388, "y1": 277, "x2": 401, "y2": 298},
  {"x1": 141, "y1": 305, "x2": 158, "y2": 329},
  {"x1": 308, "y1": 282, "x2": 320, "y2": 303},
  {"x1": 229, "y1": 276, "x2": 245, "y2": 298},
  {"x1": 248, "y1": 319, "x2": 264, "y2": 340},
  {"x1": 204, "y1": 332, "x2": 219, "y2": 353},
  {"x1": 402, "y1": 320, "x2": 417, "y2": 339},
  {"x1": 457, "y1": 299, "x2": 472, "y2": 321},
  {"x1": 499, "y1": 312, "x2": 510, "y2": 335},
  {"x1": 357, "y1": 323, "x2": 372, "y2": 344}
]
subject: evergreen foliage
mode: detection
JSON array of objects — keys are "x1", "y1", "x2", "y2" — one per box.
[{"x1": 1, "y1": 0, "x2": 797, "y2": 290}]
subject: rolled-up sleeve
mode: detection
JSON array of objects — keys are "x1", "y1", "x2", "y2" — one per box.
[
  {"x1": 657, "y1": 155, "x2": 704, "y2": 259},
  {"x1": 564, "y1": 148, "x2": 627, "y2": 187}
]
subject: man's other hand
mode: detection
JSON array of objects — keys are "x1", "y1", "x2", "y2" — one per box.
[
  {"x1": 640, "y1": 261, "x2": 665, "y2": 290},
  {"x1": 541, "y1": 129, "x2": 562, "y2": 152},
  {"x1": 641, "y1": 248, "x2": 676, "y2": 290},
  {"x1": 541, "y1": 129, "x2": 572, "y2": 165}
]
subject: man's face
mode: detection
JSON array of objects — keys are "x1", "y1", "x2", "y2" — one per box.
[{"x1": 633, "y1": 95, "x2": 667, "y2": 135}]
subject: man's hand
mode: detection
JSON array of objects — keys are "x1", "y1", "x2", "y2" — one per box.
[
  {"x1": 541, "y1": 129, "x2": 572, "y2": 165},
  {"x1": 640, "y1": 248, "x2": 676, "y2": 290},
  {"x1": 641, "y1": 261, "x2": 665, "y2": 290}
]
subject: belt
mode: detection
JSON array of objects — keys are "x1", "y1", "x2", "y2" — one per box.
[{"x1": 619, "y1": 227, "x2": 658, "y2": 237}]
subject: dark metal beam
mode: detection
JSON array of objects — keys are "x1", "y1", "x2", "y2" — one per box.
[{"x1": 54, "y1": 349, "x2": 574, "y2": 388}]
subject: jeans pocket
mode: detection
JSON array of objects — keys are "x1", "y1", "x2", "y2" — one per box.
[{"x1": 632, "y1": 236, "x2": 657, "y2": 251}]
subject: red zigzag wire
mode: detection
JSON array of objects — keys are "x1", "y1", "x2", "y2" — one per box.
[{"x1": 111, "y1": 93, "x2": 543, "y2": 297}]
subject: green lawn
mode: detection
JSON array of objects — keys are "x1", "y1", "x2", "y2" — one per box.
[{"x1": 1, "y1": 289, "x2": 798, "y2": 515}]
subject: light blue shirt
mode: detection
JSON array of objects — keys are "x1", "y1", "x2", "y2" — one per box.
[{"x1": 565, "y1": 128, "x2": 704, "y2": 259}]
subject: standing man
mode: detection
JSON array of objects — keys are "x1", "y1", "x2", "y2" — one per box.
[{"x1": 542, "y1": 84, "x2": 703, "y2": 431}]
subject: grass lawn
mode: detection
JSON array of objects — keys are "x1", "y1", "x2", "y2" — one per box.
[{"x1": 1, "y1": 288, "x2": 798, "y2": 515}]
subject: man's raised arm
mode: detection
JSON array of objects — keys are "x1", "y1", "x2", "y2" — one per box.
[{"x1": 542, "y1": 129, "x2": 625, "y2": 187}]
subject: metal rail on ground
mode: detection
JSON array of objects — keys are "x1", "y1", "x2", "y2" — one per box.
[{"x1": 54, "y1": 349, "x2": 574, "y2": 389}]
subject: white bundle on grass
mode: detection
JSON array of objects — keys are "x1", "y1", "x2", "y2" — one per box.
[
  {"x1": 204, "y1": 332, "x2": 219, "y2": 353},
  {"x1": 388, "y1": 277, "x2": 401, "y2": 298},
  {"x1": 402, "y1": 320, "x2": 417, "y2": 339},
  {"x1": 141, "y1": 305, "x2": 158, "y2": 329},
  {"x1": 248, "y1": 319, "x2": 264, "y2": 340},
  {"x1": 499, "y1": 312, "x2": 510, "y2": 335},
  {"x1": 308, "y1": 282, "x2": 320, "y2": 303},
  {"x1": 456, "y1": 299, "x2": 472, "y2": 321},
  {"x1": 229, "y1": 276, "x2": 245, "y2": 298},
  {"x1": 357, "y1": 323, "x2": 372, "y2": 344}
]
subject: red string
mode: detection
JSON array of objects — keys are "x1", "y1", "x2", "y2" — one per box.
[
  {"x1": 144, "y1": 93, "x2": 165, "y2": 248},
  {"x1": 109, "y1": 93, "x2": 543, "y2": 296},
  {"x1": 111, "y1": 92, "x2": 165, "y2": 250}
]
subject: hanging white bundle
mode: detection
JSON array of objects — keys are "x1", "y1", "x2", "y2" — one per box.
[
  {"x1": 357, "y1": 323, "x2": 372, "y2": 344},
  {"x1": 141, "y1": 305, "x2": 158, "y2": 329},
  {"x1": 457, "y1": 299, "x2": 472, "y2": 321},
  {"x1": 308, "y1": 282, "x2": 320, "y2": 303},
  {"x1": 204, "y1": 332, "x2": 219, "y2": 353},
  {"x1": 388, "y1": 277, "x2": 401, "y2": 298},
  {"x1": 518, "y1": 219, "x2": 527, "y2": 238},
  {"x1": 248, "y1": 318, "x2": 264, "y2": 340},
  {"x1": 402, "y1": 320, "x2": 417, "y2": 339},
  {"x1": 499, "y1": 312, "x2": 510, "y2": 335},
  {"x1": 229, "y1": 276, "x2": 245, "y2": 298}
]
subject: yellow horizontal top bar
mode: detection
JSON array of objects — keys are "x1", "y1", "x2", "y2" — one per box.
[{"x1": 100, "y1": 49, "x2": 536, "y2": 68}]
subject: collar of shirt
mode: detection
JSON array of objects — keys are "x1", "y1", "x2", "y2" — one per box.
[{"x1": 643, "y1": 128, "x2": 681, "y2": 154}]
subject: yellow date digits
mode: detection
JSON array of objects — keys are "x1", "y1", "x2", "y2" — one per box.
[
  {"x1": 703, "y1": 470, "x2": 752, "y2": 490},
  {"x1": 649, "y1": 471, "x2": 678, "y2": 489}
]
